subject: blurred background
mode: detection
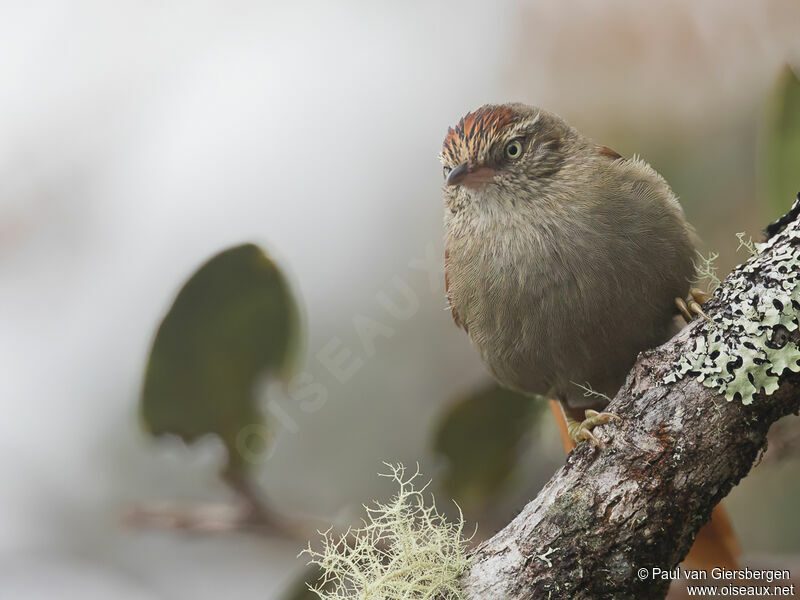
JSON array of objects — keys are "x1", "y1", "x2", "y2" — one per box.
[{"x1": 2, "y1": 1, "x2": 800, "y2": 598}]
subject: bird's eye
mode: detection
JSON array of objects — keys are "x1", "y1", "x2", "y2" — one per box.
[
  {"x1": 443, "y1": 166, "x2": 452, "y2": 178},
  {"x1": 504, "y1": 139, "x2": 523, "y2": 160}
]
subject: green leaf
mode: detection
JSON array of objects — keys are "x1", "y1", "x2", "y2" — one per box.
[
  {"x1": 764, "y1": 66, "x2": 800, "y2": 219},
  {"x1": 432, "y1": 383, "x2": 542, "y2": 514},
  {"x1": 141, "y1": 243, "x2": 300, "y2": 471}
]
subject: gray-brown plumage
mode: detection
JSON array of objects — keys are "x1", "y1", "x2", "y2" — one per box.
[{"x1": 441, "y1": 103, "x2": 697, "y2": 441}]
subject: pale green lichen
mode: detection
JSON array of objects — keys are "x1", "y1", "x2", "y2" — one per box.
[
  {"x1": 301, "y1": 463, "x2": 472, "y2": 600},
  {"x1": 693, "y1": 251, "x2": 722, "y2": 292},
  {"x1": 572, "y1": 381, "x2": 613, "y2": 403},
  {"x1": 534, "y1": 546, "x2": 558, "y2": 568},
  {"x1": 666, "y1": 223, "x2": 800, "y2": 404},
  {"x1": 736, "y1": 232, "x2": 759, "y2": 258}
]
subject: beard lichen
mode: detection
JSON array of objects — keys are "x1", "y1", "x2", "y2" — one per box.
[
  {"x1": 301, "y1": 463, "x2": 472, "y2": 600},
  {"x1": 693, "y1": 250, "x2": 722, "y2": 292},
  {"x1": 665, "y1": 214, "x2": 800, "y2": 404}
]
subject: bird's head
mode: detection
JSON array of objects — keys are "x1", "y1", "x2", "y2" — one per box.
[{"x1": 440, "y1": 104, "x2": 573, "y2": 214}]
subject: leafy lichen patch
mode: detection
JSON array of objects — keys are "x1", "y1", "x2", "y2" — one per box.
[{"x1": 665, "y1": 220, "x2": 800, "y2": 404}]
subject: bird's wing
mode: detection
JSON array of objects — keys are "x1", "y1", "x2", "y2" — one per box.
[{"x1": 444, "y1": 249, "x2": 466, "y2": 332}]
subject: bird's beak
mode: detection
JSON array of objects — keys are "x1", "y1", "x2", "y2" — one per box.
[{"x1": 446, "y1": 162, "x2": 497, "y2": 188}]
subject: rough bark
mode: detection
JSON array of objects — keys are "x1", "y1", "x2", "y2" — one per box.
[{"x1": 459, "y1": 201, "x2": 800, "y2": 600}]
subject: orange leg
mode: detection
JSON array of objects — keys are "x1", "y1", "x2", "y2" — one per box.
[
  {"x1": 547, "y1": 399, "x2": 739, "y2": 569},
  {"x1": 549, "y1": 398, "x2": 575, "y2": 452}
]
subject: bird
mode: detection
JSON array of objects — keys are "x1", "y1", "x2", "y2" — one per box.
[
  {"x1": 439, "y1": 102, "x2": 740, "y2": 572},
  {"x1": 440, "y1": 102, "x2": 709, "y2": 444}
]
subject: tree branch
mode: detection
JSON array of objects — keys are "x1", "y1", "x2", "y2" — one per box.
[{"x1": 459, "y1": 199, "x2": 800, "y2": 600}]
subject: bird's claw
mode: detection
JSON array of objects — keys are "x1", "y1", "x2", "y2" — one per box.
[
  {"x1": 568, "y1": 409, "x2": 620, "y2": 447},
  {"x1": 676, "y1": 288, "x2": 713, "y2": 324}
]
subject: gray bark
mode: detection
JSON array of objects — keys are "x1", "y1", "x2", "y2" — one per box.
[{"x1": 459, "y1": 201, "x2": 800, "y2": 600}]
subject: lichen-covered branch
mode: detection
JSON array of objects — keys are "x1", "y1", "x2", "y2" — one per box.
[{"x1": 459, "y1": 199, "x2": 800, "y2": 600}]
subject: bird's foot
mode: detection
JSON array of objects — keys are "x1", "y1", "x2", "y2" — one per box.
[
  {"x1": 566, "y1": 409, "x2": 620, "y2": 447},
  {"x1": 675, "y1": 288, "x2": 712, "y2": 324}
]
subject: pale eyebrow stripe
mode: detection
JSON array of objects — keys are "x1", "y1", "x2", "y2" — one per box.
[{"x1": 501, "y1": 113, "x2": 540, "y2": 140}]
